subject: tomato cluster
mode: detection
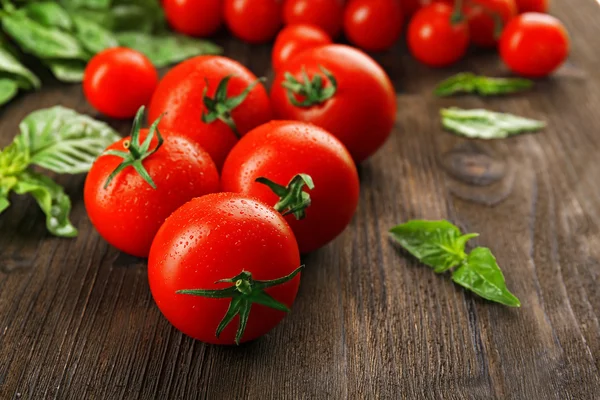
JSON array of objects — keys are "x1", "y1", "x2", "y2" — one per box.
[{"x1": 81, "y1": 0, "x2": 570, "y2": 346}]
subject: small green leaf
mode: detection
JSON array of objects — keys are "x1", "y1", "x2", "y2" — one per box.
[
  {"x1": 0, "y1": 78, "x2": 19, "y2": 106},
  {"x1": 389, "y1": 220, "x2": 478, "y2": 273},
  {"x1": 45, "y1": 59, "x2": 86, "y2": 82},
  {"x1": 24, "y1": 2, "x2": 73, "y2": 31},
  {"x1": 15, "y1": 106, "x2": 120, "y2": 173},
  {"x1": 452, "y1": 247, "x2": 521, "y2": 307},
  {"x1": 0, "y1": 195, "x2": 9, "y2": 214},
  {"x1": 116, "y1": 32, "x2": 222, "y2": 67},
  {"x1": 12, "y1": 170, "x2": 77, "y2": 237},
  {"x1": 435, "y1": 73, "x2": 533, "y2": 97},
  {"x1": 441, "y1": 107, "x2": 546, "y2": 139},
  {"x1": 2, "y1": 12, "x2": 88, "y2": 60},
  {"x1": 71, "y1": 14, "x2": 118, "y2": 54},
  {"x1": 0, "y1": 46, "x2": 41, "y2": 90}
]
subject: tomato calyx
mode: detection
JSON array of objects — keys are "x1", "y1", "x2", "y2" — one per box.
[
  {"x1": 201, "y1": 76, "x2": 266, "y2": 137},
  {"x1": 102, "y1": 106, "x2": 163, "y2": 189},
  {"x1": 282, "y1": 66, "x2": 337, "y2": 108},
  {"x1": 256, "y1": 174, "x2": 315, "y2": 220},
  {"x1": 177, "y1": 266, "x2": 304, "y2": 345}
]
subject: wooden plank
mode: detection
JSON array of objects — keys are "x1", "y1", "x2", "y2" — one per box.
[{"x1": 1, "y1": 1, "x2": 600, "y2": 398}]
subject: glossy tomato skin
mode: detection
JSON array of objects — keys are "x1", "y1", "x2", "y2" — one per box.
[
  {"x1": 83, "y1": 48, "x2": 158, "y2": 119},
  {"x1": 516, "y1": 0, "x2": 548, "y2": 13},
  {"x1": 84, "y1": 131, "x2": 220, "y2": 258},
  {"x1": 283, "y1": 0, "x2": 344, "y2": 38},
  {"x1": 466, "y1": 0, "x2": 517, "y2": 47},
  {"x1": 272, "y1": 24, "x2": 332, "y2": 73},
  {"x1": 407, "y1": 3, "x2": 469, "y2": 68},
  {"x1": 148, "y1": 193, "x2": 301, "y2": 344},
  {"x1": 499, "y1": 13, "x2": 569, "y2": 77},
  {"x1": 148, "y1": 56, "x2": 272, "y2": 170},
  {"x1": 224, "y1": 0, "x2": 282, "y2": 43},
  {"x1": 343, "y1": 0, "x2": 404, "y2": 52},
  {"x1": 221, "y1": 121, "x2": 360, "y2": 253},
  {"x1": 163, "y1": 0, "x2": 223, "y2": 37},
  {"x1": 270, "y1": 45, "x2": 396, "y2": 163}
]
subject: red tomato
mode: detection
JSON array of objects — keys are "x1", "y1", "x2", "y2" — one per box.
[
  {"x1": 515, "y1": 0, "x2": 548, "y2": 13},
  {"x1": 224, "y1": 0, "x2": 282, "y2": 43},
  {"x1": 163, "y1": 0, "x2": 223, "y2": 37},
  {"x1": 84, "y1": 111, "x2": 219, "y2": 258},
  {"x1": 148, "y1": 56, "x2": 272, "y2": 170},
  {"x1": 83, "y1": 48, "x2": 157, "y2": 119},
  {"x1": 221, "y1": 121, "x2": 360, "y2": 253},
  {"x1": 343, "y1": 0, "x2": 404, "y2": 52},
  {"x1": 283, "y1": 0, "x2": 344, "y2": 38},
  {"x1": 272, "y1": 24, "x2": 332, "y2": 73},
  {"x1": 499, "y1": 13, "x2": 569, "y2": 77},
  {"x1": 148, "y1": 193, "x2": 302, "y2": 345},
  {"x1": 270, "y1": 45, "x2": 396, "y2": 163},
  {"x1": 465, "y1": 0, "x2": 517, "y2": 47},
  {"x1": 407, "y1": 3, "x2": 469, "y2": 68}
]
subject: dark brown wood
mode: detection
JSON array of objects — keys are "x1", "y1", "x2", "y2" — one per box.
[{"x1": 1, "y1": 1, "x2": 600, "y2": 398}]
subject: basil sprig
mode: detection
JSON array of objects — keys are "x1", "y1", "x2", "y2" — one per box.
[
  {"x1": 0, "y1": 0, "x2": 222, "y2": 106},
  {"x1": 435, "y1": 73, "x2": 534, "y2": 97},
  {"x1": 0, "y1": 106, "x2": 120, "y2": 236},
  {"x1": 390, "y1": 220, "x2": 521, "y2": 307},
  {"x1": 441, "y1": 107, "x2": 546, "y2": 139}
]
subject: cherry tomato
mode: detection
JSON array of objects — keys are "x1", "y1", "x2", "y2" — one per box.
[
  {"x1": 148, "y1": 193, "x2": 302, "y2": 345},
  {"x1": 224, "y1": 0, "x2": 282, "y2": 43},
  {"x1": 515, "y1": 0, "x2": 548, "y2": 13},
  {"x1": 163, "y1": 0, "x2": 223, "y2": 37},
  {"x1": 283, "y1": 0, "x2": 344, "y2": 38},
  {"x1": 148, "y1": 56, "x2": 272, "y2": 170},
  {"x1": 499, "y1": 13, "x2": 569, "y2": 77},
  {"x1": 465, "y1": 0, "x2": 517, "y2": 47},
  {"x1": 270, "y1": 45, "x2": 396, "y2": 163},
  {"x1": 407, "y1": 3, "x2": 469, "y2": 68},
  {"x1": 343, "y1": 0, "x2": 404, "y2": 52},
  {"x1": 84, "y1": 110, "x2": 219, "y2": 258},
  {"x1": 272, "y1": 24, "x2": 332, "y2": 73},
  {"x1": 83, "y1": 48, "x2": 158, "y2": 119},
  {"x1": 222, "y1": 121, "x2": 360, "y2": 253}
]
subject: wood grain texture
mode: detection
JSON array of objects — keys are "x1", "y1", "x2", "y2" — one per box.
[{"x1": 1, "y1": 1, "x2": 600, "y2": 398}]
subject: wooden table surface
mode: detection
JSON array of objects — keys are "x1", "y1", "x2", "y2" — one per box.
[{"x1": 2, "y1": 1, "x2": 600, "y2": 399}]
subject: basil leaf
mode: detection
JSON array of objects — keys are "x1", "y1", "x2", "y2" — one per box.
[
  {"x1": 0, "y1": 77, "x2": 19, "y2": 105},
  {"x1": 24, "y1": 2, "x2": 73, "y2": 31},
  {"x1": 0, "y1": 195, "x2": 9, "y2": 213},
  {"x1": 2, "y1": 12, "x2": 88, "y2": 60},
  {"x1": 71, "y1": 14, "x2": 118, "y2": 54},
  {"x1": 116, "y1": 32, "x2": 222, "y2": 67},
  {"x1": 45, "y1": 59, "x2": 86, "y2": 82},
  {"x1": 452, "y1": 247, "x2": 521, "y2": 307},
  {"x1": 441, "y1": 108, "x2": 546, "y2": 139},
  {"x1": 389, "y1": 220, "x2": 478, "y2": 273},
  {"x1": 12, "y1": 170, "x2": 77, "y2": 237},
  {"x1": 15, "y1": 106, "x2": 120, "y2": 173},
  {"x1": 435, "y1": 73, "x2": 533, "y2": 97},
  {"x1": 0, "y1": 46, "x2": 41, "y2": 90},
  {"x1": 59, "y1": 0, "x2": 111, "y2": 9}
]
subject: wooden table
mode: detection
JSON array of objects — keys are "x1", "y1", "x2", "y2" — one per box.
[{"x1": 2, "y1": 1, "x2": 600, "y2": 398}]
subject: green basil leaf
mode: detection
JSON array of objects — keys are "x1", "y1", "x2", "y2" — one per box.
[
  {"x1": 12, "y1": 170, "x2": 77, "y2": 237},
  {"x1": 435, "y1": 73, "x2": 533, "y2": 97},
  {"x1": 24, "y1": 2, "x2": 73, "y2": 31},
  {"x1": 0, "y1": 46, "x2": 41, "y2": 89},
  {"x1": 45, "y1": 59, "x2": 86, "y2": 82},
  {"x1": 15, "y1": 106, "x2": 120, "y2": 174},
  {"x1": 71, "y1": 14, "x2": 118, "y2": 54},
  {"x1": 389, "y1": 220, "x2": 478, "y2": 273},
  {"x1": 0, "y1": 77, "x2": 19, "y2": 105},
  {"x1": 2, "y1": 12, "x2": 88, "y2": 60},
  {"x1": 59, "y1": 0, "x2": 111, "y2": 9},
  {"x1": 0, "y1": 195, "x2": 9, "y2": 213},
  {"x1": 452, "y1": 247, "x2": 521, "y2": 307},
  {"x1": 116, "y1": 32, "x2": 222, "y2": 67},
  {"x1": 441, "y1": 108, "x2": 546, "y2": 139}
]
